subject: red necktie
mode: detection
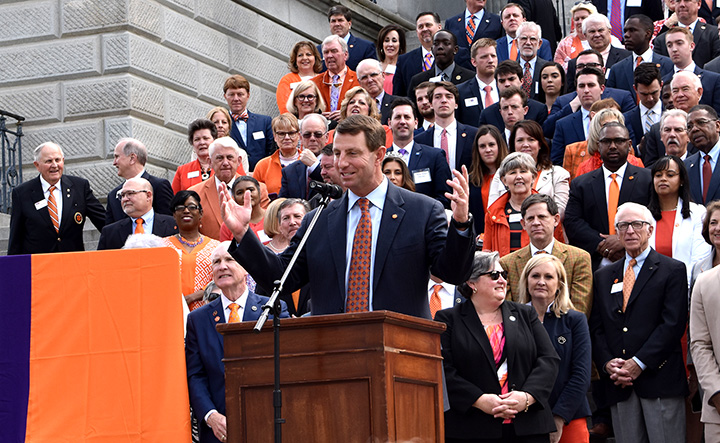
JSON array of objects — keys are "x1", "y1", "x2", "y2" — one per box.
[
  {"x1": 347, "y1": 198, "x2": 371, "y2": 312},
  {"x1": 440, "y1": 129, "x2": 449, "y2": 162},
  {"x1": 610, "y1": 1, "x2": 623, "y2": 41},
  {"x1": 703, "y1": 154, "x2": 712, "y2": 203},
  {"x1": 47, "y1": 185, "x2": 59, "y2": 233},
  {"x1": 484, "y1": 85, "x2": 494, "y2": 108},
  {"x1": 430, "y1": 284, "x2": 443, "y2": 319},
  {"x1": 522, "y1": 62, "x2": 532, "y2": 97}
]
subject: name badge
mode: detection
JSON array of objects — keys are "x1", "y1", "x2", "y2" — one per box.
[
  {"x1": 429, "y1": 75, "x2": 443, "y2": 83},
  {"x1": 187, "y1": 170, "x2": 200, "y2": 179},
  {"x1": 508, "y1": 213, "x2": 522, "y2": 223},
  {"x1": 35, "y1": 199, "x2": 48, "y2": 210},
  {"x1": 289, "y1": 81, "x2": 300, "y2": 90},
  {"x1": 611, "y1": 282, "x2": 624, "y2": 294},
  {"x1": 253, "y1": 131, "x2": 265, "y2": 140},
  {"x1": 627, "y1": 0, "x2": 641, "y2": 6},
  {"x1": 412, "y1": 168, "x2": 432, "y2": 184},
  {"x1": 464, "y1": 97, "x2": 479, "y2": 107}
]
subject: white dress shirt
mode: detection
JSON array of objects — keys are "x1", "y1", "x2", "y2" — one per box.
[{"x1": 434, "y1": 120, "x2": 458, "y2": 169}]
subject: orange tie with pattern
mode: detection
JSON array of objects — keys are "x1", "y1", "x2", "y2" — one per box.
[
  {"x1": 608, "y1": 173, "x2": 619, "y2": 235},
  {"x1": 622, "y1": 259, "x2": 637, "y2": 311},
  {"x1": 466, "y1": 14, "x2": 477, "y2": 45},
  {"x1": 134, "y1": 218, "x2": 145, "y2": 234},
  {"x1": 47, "y1": 185, "x2": 59, "y2": 233},
  {"x1": 228, "y1": 303, "x2": 241, "y2": 323},
  {"x1": 347, "y1": 198, "x2": 371, "y2": 312},
  {"x1": 430, "y1": 284, "x2": 443, "y2": 318}
]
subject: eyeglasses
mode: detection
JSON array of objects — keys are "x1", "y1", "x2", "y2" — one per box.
[
  {"x1": 687, "y1": 118, "x2": 717, "y2": 131},
  {"x1": 518, "y1": 36, "x2": 539, "y2": 43},
  {"x1": 598, "y1": 137, "x2": 630, "y2": 147},
  {"x1": 275, "y1": 130, "x2": 299, "y2": 138},
  {"x1": 576, "y1": 62, "x2": 602, "y2": 69},
  {"x1": 174, "y1": 204, "x2": 200, "y2": 213},
  {"x1": 302, "y1": 131, "x2": 326, "y2": 139},
  {"x1": 358, "y1": 72, "x2": 382, "y2": 82},
  {"x1": 297, "y1": 94, "x2": 316, "y2": 102},
  {"x1": 480, "y1": 270, "x2": 508, "y2": 281},
  {"x1": 616, "y1": 220, "x2": 650, "y2": 232},
  {"x1": 117, "y1": 189, "x2": 149, "y2": 199}
]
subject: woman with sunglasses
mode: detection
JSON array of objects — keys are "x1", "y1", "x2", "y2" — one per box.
[
  {"x1": 518, "y1": 255, "x2": 591, "y2": 443},
  {"x1": 253, "y1": 113, "x2": 301, "y2": 196},
  {"x1": 163, "y1": 190, "x2": 221, "y2": 311},
  {"x1": 436, "y1": 251, "x2": 559, "y2": 443}
]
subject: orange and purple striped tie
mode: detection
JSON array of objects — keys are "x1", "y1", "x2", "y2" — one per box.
[{"x1": 423, "y1": 52, "x2": 433, "y2": 71}]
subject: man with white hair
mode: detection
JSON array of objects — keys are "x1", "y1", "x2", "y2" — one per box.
[
  {"x1": 515, "y1": 21, "x2": 550, "y2": 101},
  {"x1": 185, "y1": 242, "x2": 288, "y2": 443},
  {"x1": 660, "y1": 109, "x2": 693, "y2": 160},
  {"x1": 653, "y1": 0, "x2": 720, "y2": 69},
  {"x1": 565, "y1": 13, "x2": 631, "y2": 92},
  {"x1": 189, "y1": 137, "x2": 244, "y2": 240},
  {"x1": 356, "y1": 59, "x2": 397, "y2": 124},
  {"x1": 495, "y1": 3, "x2": 552, "y2": 62},
  {"x1": 105, "y1": 137, "x2": 174, "y2": 224},
  {"x1": 311, "y1": 35, "x2": 358, "y2": 122},
  {"x1": 279, "y1": 113, "x2": 330, "y2": 199},
  {"x1": 8, "y1": 142, "x2": 106, "y2": 254},
  {"x1": 590, "y1": 202, "x2": 688, "y2": 443}
]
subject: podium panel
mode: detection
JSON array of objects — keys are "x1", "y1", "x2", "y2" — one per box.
[{"x1": 218, "y1": 311, "x2": 446, "y2": 443}]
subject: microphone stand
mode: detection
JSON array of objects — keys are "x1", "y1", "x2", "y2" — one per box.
[{"x1": 253, "y1": 192, "x2": 334, "y2": 443}]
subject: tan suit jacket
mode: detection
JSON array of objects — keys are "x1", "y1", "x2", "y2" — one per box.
[
  {"x1": 690, "y1": 266, "x2": 720, "y2": 425},
  {"x1": 499, "y1": 240, "x2": 593, "y2": 317}
]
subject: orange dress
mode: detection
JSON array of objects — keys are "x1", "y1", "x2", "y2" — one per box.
[
  {"x1": 163, "y1": 235, "x2": 221, "y2": 311},
  {"x1": 253, "y1": 150, "x2": 301, "y2": 196},
  {"x1": 276, "y1": 72, "x2": 302, "y2": 114}
]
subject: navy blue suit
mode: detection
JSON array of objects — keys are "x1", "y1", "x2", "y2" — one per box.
[
  {"x1": 686, "y1": 151, "x2": 720, "y2": 205},
  {"x1": 543, "y1": 310, "x2": 592, "y2": 423},
  {"x1": 387, "y1": 142, "x2": 452, "y2": 207},
  {"x1": 543, "y1": 88, "x2": 636, "y2": 139},
  {"x1": 7, "y1": 175, "x2": 106, "y2": 255},
  {"x1": 495, "y1": 36, "x2": 553, "y2": 62},
  {"x1": 406, "y1": 63, "x2": 475, "y2": 99},
  {"x1": 393, "y1": 47, "x2": 425, "y2": 98},
  {"x1": 551, "y1": 111, "x2": 586, "y2": 165},
  {"x1": 478, "y1": 99, "x2": 548, "y2": 133},
  {"x1": 230, "y1": 183, "x2": 476, "y2": 319},
  {"x1": 564, "y1": 164, "x2": 652, "y2": 269},
  {"x1": 444, "y1": 10, "x2": 502, "y2": 52},
  {"x1": 317, "y1": 34, "x2": 376, "y2": 72},
  {"x1": 457, "y1": 77, "x2": 490, "y2": 127},
  {"x1": 662, "y1": 67, "x2": 720, "y2": 110},
  {"x1": 654, "y1": 21, "x2": 720, "y2": 69},
  {"x1": 414, "y1": 122, "x2": 477, "y2": 171},
  {"x1": 105, "y1": 171, "x2": 174, "y2": 225},
  {"x1": 606, "y1": 55, "x2": 674, "y2": 102},
  {"x1": 97, "y1": 213, "x2": 177, "y2": 250},
  {"x1": 228, "y1": 110, "x2": 275, "y2": 171},
  {"x1": 378, "y1": 92, "x2": 397, "y2": 125},
  {"x1": 565, "y1": 46, "x2": 632, "y2": 94},
  {"x1": 624, "y1": 106, "x2": 645, "y2": 149},
  {"x1": 278, "y1": 160, "x2": 323, "y2": 200},
  {"x1": 185, "y1": 293, "x2": 289, "y2": 443}
]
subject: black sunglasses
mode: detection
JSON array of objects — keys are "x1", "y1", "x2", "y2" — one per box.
[{"x1": 480, "y1": 270, "x2": 508, "y2": 281}]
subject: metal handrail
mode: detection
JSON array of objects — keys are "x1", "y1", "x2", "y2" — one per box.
[{"x1": 1, "y1": 110, "x2": 25, "y2": 214}]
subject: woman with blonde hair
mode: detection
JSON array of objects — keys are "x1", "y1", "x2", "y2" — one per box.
[
  {"x1": 518, "y1": 254, "x2": 591, "y2": 443},
  {"x1": 327, "y1": 87, "x2": 393, "y2": 145},
  {"x1": 286, "y1": 80, "x2": 326, "y2": 121}
]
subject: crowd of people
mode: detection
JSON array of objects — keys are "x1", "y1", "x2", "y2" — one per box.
[{"x1": 9, "y1": 0, "x2": 720, "y2": 441}]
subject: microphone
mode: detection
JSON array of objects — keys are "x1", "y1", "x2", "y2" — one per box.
[{"x1": 309, "y1": 180, "x2": 343, "y2": 199}]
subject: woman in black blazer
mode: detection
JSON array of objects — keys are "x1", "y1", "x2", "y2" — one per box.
[
  {"x1": 518, "y1": 255, "x2": 591, "y2": 443},
  {"x1": 436, "y1": 251, "x2": 560, "y2": 442}
]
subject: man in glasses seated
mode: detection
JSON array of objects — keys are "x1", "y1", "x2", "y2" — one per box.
[
  {"x1": 500, "y1": 193, "x2": 592, "y2": 316},
  {"x1": 564, "y1": 121, "x2": 652, "y2": 271},
  {"x1": 97, "y1": 177, "x2": 177, "y2": 250},
  {"x1": 279, "y1": 114, "x2": 329, "y2": 200}
]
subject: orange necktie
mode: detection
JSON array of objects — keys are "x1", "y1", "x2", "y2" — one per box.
[
  {"x1": 608, "y1": 174, "x2": 619, "y2": 235},
  {"x1": 430, "y1": 284, "x2": 443, "y2": 319},
  {"x1": 510, "y1": 39, "x2": 518, "y2": 60},
  {"x1": 47, "y1": 185, "x2": 59, "y2": 233},
  {"x1": 134, "y1": 218, "x2": 145, "y2": 234},
  {"x1": 622, "y1": 259, "x2": 637, "y2": 311},
  {"x1": 228, "y1": 303, "x2": 241, "y2": 323},
  {"x1": 346, "y1": 198, "x2": 371, "y2": 312}
]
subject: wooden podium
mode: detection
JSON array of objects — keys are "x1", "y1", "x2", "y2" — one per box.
[{"x1": 218, "y1": 310, "x2": 446, "y2": 443}]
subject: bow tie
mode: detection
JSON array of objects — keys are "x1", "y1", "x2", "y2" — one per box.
[{"x1": 232, "y1": 112, "x2": 248, "y2": 122}]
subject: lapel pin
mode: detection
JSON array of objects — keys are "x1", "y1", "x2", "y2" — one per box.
[
  {"x1": 457, "y1": 17, "x2": 462, "y2": 22},
  {"x1": 251, "y1": 305, "x2": 258, "y2": 311},
  {"x1": 455, "y1": 297, "x2": 462, "y2": 304},
  {"x1": 614, "y1": 278, "x2": 619, "y2": 283},
  {"x1": 509, "y1": 315, "x2": 516, "y2": 322},
  {"x1": 392, "y1": 214, "x2": 398, "y2": 219},
  {"x1": 456, "y1": 75, "x2": 461, "y2": 80},
  {"x1": 557, "y1": 336, "x2": 566, "y2": 345},
  {"x1": 461, "y1": 132, "x2": 467, "y2": 137},
  {"x1": 214, "y1": 316, "x2": 220, "y2": 322},
  {"x1": 350, "y1": 44, "x2": 354, "y2": 48},
  {"x1": 629, "y1": 175, "x2": 634, "y2": 180},
  {"x1": 485, "y1": 19, "x2": 490, "y2": 23},
  {"x1": 74, "y1": 212, "x2": 83, "y2": 224},
  {"x1": 213, "y1": 310, "x2": 217, "y2": 316}
]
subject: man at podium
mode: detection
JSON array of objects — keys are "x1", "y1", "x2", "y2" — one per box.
[{"x1": 220, "y1": 114, "x2": 476, "y2": 319}]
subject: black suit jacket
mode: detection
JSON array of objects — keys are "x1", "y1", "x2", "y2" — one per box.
[
  {"x1": 654, "y1": 22, "x2": 720, "y2": 68},
  {"x1": 590, "y1": 249, "x2": 689, "y2": 406},
  {"x1": 686, "y1": 151, "x2": 720, "y2": 204},
  {"x1": 436, "y1": 300, "x2": 559, "y2": 439},
  {"x1": 229, "y1": 183, "x2": 475, "y2": 319},
  {"x1": 591, "y1": 0, "x2": 664, "y2": 21},
  {"x1": 661, "y1": 66, "x2": 720, "y2": 110},
  {"x1": 457, "y1": 76, "x2": 490, "y2": 126},
  {"x1": 317, "y1": 34, "x2": 376, "y2": 72},
  {"x1": 393, "y1": 47, "x2": 424, "y2": 98},
  {"x1": 97, "y1": 213, "x2": 177, "y2": 250},
  {"x1": 105, "y1": 171, "x2": 174, "y2": 224},
  {"x1": 514, "y1": 0, "x2": 563, "y2": 52},
  {"x1": 406, "y1": 63, "x2": 475, "y2": 98},
  {"x1": 8, "y1": 175, "x2": 106, "y2": 255},
  {"x1": 445, "y1": 10, "x2": 503, "y2": 52},
  {"x1": 606, "y1": 54, "x2": 674, "y2": 102},
  {"x1": 526, "y1": 57, "x2": 550, "y2": 101},
  {"x1": 414, "y1": 122, "x2": 477, "y2": 171},
  {"x1": 564, "y1": 164, "x2": 653, "y2": 269},
  {"x1": 387, "y1": 142, "x2": 452, "y2": 207},
  {"x1": 378, "y1": 92, "x2": 397, "y2": 125},
  {"x1": 636, "y1": 121, "x2": 697, "y2": 167},
  {"x1": 478, "y1": 99, "x2": 548, "y2": 133},
  {"x1": 565, "y1": 46, "x2": 632, "y2": 94}
]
